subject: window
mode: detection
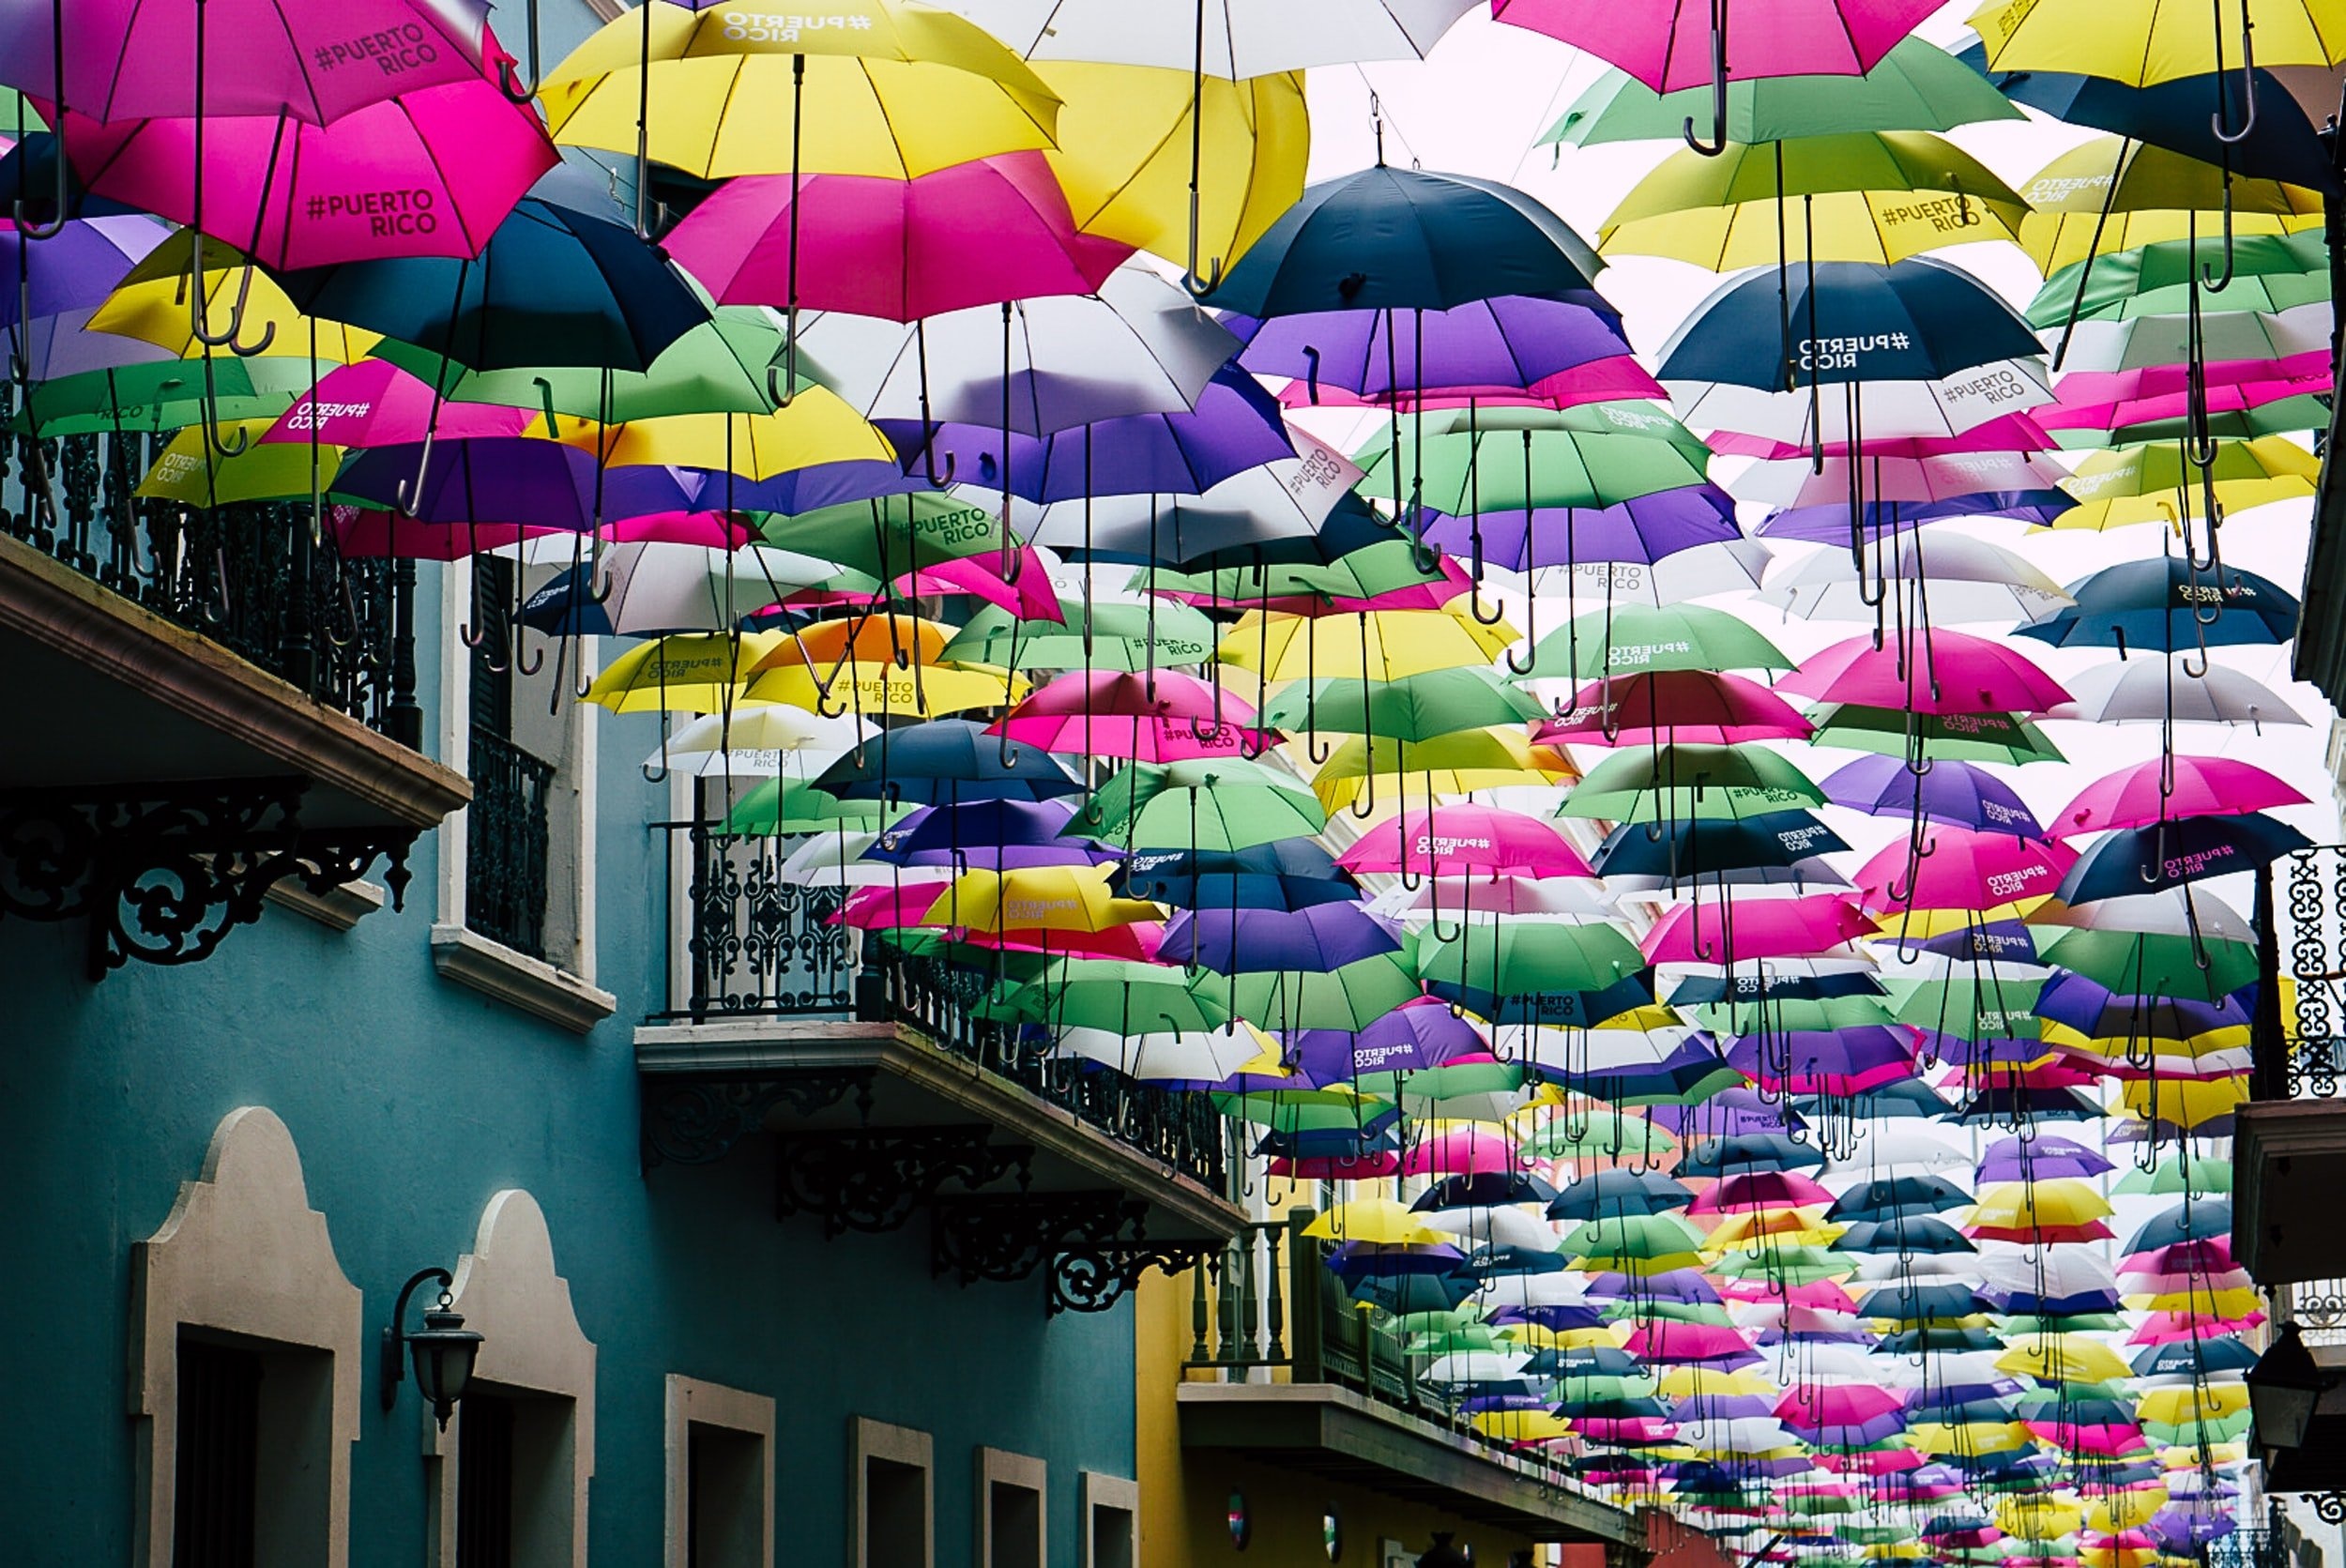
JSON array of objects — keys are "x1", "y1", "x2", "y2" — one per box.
[
  {"x1": 850, "y1": 1418, "x2": 933, "y2": 1568},
  {"x1": 466, "y1": 559, "x2": 557, "y2": 962},
  {"x1": 132, "y1": 1109, "x2": 363, "y2": 1568},
  {"x1": 424, "y1": 1193, "x2": 597, "y2": 1568},
  {"x1": 977, "y1": 1449, "x2": 1044, "y2": 1568},
  {"x1": 1079, "y1": 1472, "x2": 1138, "y2": 1568},
  {"x1": 664, "y1": 1377, "x2": 775, "y2": 1568}
]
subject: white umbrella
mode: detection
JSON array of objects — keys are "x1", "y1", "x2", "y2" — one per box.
[
  {"x1": 1757, "y1": 533, "x2": 2074, "y2": 625},
  {"x1": 1474, "y1": 1271, "x2": 1596, "y2": 1309},
  {"x1": 652, "y1": 708, "x2": 878, "y2": 779},
  {"x1": 1002, "y1": 429, "x2": 1362, "y2": 557},
  {"x1": 1419, "y1": 1206, "x2": 1560, "y2": 1255},
  {"x1": 792, "y1": 266, "x2": 1240, "y2": 436},
  {"x1": 1370, "y1": 876, "x2": 1617, "y2": 921},
  {"x1": 526, "y1": 541, "x2": 839, "y2": 635},
  {"x1": 777, "y1": 829, "x2": 894, "y2": 888},
  {"x1": 1976, "y1": 1246, "x2": 2120, "y2": 1302},
  {"x1": 950, "y1": 0, "x2": 1479, "y2": 74},
  {"x1": 2053, "y1": 300, "x2": 2331, "y2": 373},
  {"x1": 1422, "y1": 1350, "x2": 1534, "y2": 1386},
  {"x1": 2048, "y1": 656, "x2": 2309, "y2": 726},
  {"x1": 1522, "y1": 540, "x2": 1775, "y2": 606},
  {"x1": 1667, "y1": 357, "x2": 2056, "y2": 446},
  {"x1": 1734, "y1": 450, "x2": 2074, "y2": 510},
  {"x1": 2033, "y1": 888, "x2": 2254, "y2": 941},
  {"x1": 1047, "y1": 1023, "x2": 1268, "y2": 1081}
]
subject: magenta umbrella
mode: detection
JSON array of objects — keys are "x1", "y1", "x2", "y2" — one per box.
[
  {"x1": 991, "y1": 670, "x2": 1273, "y2": 762},
  {"x1": 56, "y1": 75, "x2": 555, "y2": 268},
  {"x1": 0, "y1": 0, "x2": 492, "y2": 125},
  {"x1": 1401, "y1": 1127, "x2": 1524, "y2": 1178},
  {"x1": 1639, "y1": 894, "x2": 1873, "y2": 964},
  {"x1": 259, "y1": 359, "x2": 532, "y2": 448},
  {"x1": 1536, "y1": 671, "x2": 1813, "y2": 748},
  {"x1": 2049, "y1": 756, "x2": 2309, "y2": 838},
  {"x1": 663, "y1": 151, "x2": 1130, "y2": 323},
  {"x1": 1688, "y1": 1170, "x2": 1834, "y2": 1213},
  {"x1": 1853, "y1": 827, "x2": 2079, "y2": 915},
  {"x1": 1779, "y1": 632, "x2": 2070, "y2": 716},
  {"x1": 1490, "y1": 0, "x2": 1941, "y2": 150},
  {"x1": 1337, "y1": 805, "x2": 1596, "y2": 880}
]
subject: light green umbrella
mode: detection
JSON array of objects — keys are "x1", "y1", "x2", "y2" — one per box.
[
  {"x1": 1352, "y1": 404, "x2": 1714, "y2": 518},
  {"x1": 1215, "y1": 954, "x2": 1425, "y2": 1033},
  {"x1": 1074, "y1": 757, "x2": 1327, "y2": 851},
  {"x1": 1415, "y1": 921, "x2": 1644, "y2": 1000},
  {"x1": 941, "y1": 598, "x2": 1218, "y2": 673},
  {"x1": 993, "y1": 958, "x2": 1233, "y2": 1033},
  {"x1": 1511, "y1": 603, "x2": 1792, "y2": 680},
  {"x1": 1545, "y1": 39, "x2": 2022, "y2": 147},
  {"x1": 2035, "y1": 928, "x2": 2259, "y2": 1001},
  {"x1": 1805, "y1": 705, "x2": 2067, "y2": 766},
  {"x1": 756, "y1": 491, "x2": 1009, "y2": 575},
  {"x1": 2029, "y1": 232, "x2": 2330, "y2": 327},
  {"x1": 1520, "y1": 1115, "x2": 1677, "y2": 1161},
  {"x1": 2113, "y1": 1154, "x2": 2232, "y2": 1195},
  {"x1": 724, "y1": 779, "x2": 912, "y2": 835},
  {"x1": 1260, "y1": 667, "x2": 1546, "y2": 741},
  {"x1": 12, "y1": 358, "x2": 314, "y2": 436},
  {"x1": 1559, "y1": 745, "x2": 1825, "y2": 823}
]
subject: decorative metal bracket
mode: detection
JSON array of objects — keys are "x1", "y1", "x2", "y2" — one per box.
[
  {"x1": 2311, "y1": 1494, "x2": 2346, "y2": 1527},
  {"x1": 0, "y1": 778, "x2": 417, "y2": 979},
  {"x1": 930, "y1": 1193, "x2": 1218, "y2": 1314},
  {"x1": 775, "y1": 1128, "x2": 1034, "y2": 1237},
  {"x1": 639, "y1": 1070, "x2": 874, "y2": 1170}
]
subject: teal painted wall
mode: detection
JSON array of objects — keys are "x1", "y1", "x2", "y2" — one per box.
[{"x1": 0, "y1": 566, "x2": 1136, "y2": 1565}]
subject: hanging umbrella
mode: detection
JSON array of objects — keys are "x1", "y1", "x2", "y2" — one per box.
[
  {"x1": 2018, "y1": 558, "x2": 2302, "y2": 653},
  {"x1": 2055, "y1": 814, "x2": 2315, "y2": 902},
  {"x1": 2050, "y1": 655, "x2": 2308, "y2": 726}
]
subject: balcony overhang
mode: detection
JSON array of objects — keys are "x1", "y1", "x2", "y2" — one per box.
[
  {"x1": 0, "y1": 533, "x2": 466, "y2": 972},
  {"x1": 636, "y1": 1013, "x2": 1245, "y2": 1312},
  {"x1": 2234, "y1": 1100, "x2": 2346, "y2": 1285},
  {"x1": 1177, "y1": 1382, "x2": 1641, "y2": 1546},
  {"x1": 2262, "y1": 1385, "x2": 2346, "y2": 1492}
]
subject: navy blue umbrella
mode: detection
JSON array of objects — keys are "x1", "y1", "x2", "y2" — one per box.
[
  {"x1": 1828, "y1": 1173, "x2": 1972, "y2": 1221},
  {"x1": 1676, "y1": 1132, "x2": 1826, "y2": 1177},
  {"x1": 1956, "y1": 1084, "x2": 2103, "y2": 1122},
  {"x1": 1656, "y1": 255, "x2": 2042, "y2": 389},
  {"x1": 1160, "y1": 902, "x2": 1405, "y2": 973},
  {"x1": 1832, "y1": 1217, "x2": 1975, "y2": 1254},
  {"x1": 2132, "y1": 1337, "x2": 2260, "y2": 1377},
  {"x1": 1546, "y1": 1169, "x2": 1693, "y2": 1222},
  {"x1": 1986, "y1": 65, "x2": 2340, "y2": 192},
  {"x1": 2018, "y1": 557, "x2": 2301, "y2": 653},
  {"x1": 1592, "y1": 809, "x2": 1850, "y2": 878},
  {"x1": 2055, "y1": 813, "x2": 2313, "y2": 902},
  {"x1": 815, "y1": 720, "x2": 1084, "y2": 804},
  {"x1": 2124, "y1": 1198, "x2": 2232, "y2": 1254},
  {"x1": 1415, "y1": 1171, "x2": 1561, "y2": 1210},
  {"x1": 1113, "y1": 839, "x2": 1361, "y2": 911},
  {"x1": 1200, "y1": 164, "x2": 1602, "y2": 317}
]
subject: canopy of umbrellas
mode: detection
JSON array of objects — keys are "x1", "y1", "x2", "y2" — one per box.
[{"x1": 8, "y1": 0, "x2": 2341, "y2": 1559}]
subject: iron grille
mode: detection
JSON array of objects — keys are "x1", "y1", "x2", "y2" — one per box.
[{"x1": 467, "y1": 727, "x2": 556, "y2": 961}]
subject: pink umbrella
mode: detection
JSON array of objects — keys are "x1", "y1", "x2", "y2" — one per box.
[
  {"x1": 2036, "y1": 356, "x2": 2330, "y2": 433},
  {"x1": 330, "y1": 505, "x2": 750, "y2": 559},
  {"x1": 991, "y1": 670, "x2": 1273, "y2": 762},
  {"x1": 57, "y1": 74, "x2": 555, "y2": 267},
  {"x1": 1536, "y1": 671, "x2": 1813, "y2": 747},
  {"x1": 1337, "y1": 804, "x2": 1596, "y2": 879},
  {"x1": 1639, "y1": 894, "x2": 1874, "y2": 965},
  {"x1": 261, "y1": 359, "x2": 533, "y2": 448},
  {"x1": 1776, "y1": 1385, "x2": 1903, "y2": 1427},
  {"x1": 1707, "y1": 413, "x2": 2057, "y2": 461},
  {"x1": 1719, "y1": 1278, "x2": 1856, "y2": 1311},
  {"x1": 1269, "y1": 1152, "x2": 1403, "y2": 1180},
  {"x1": 781, "y1": 546, "x2": 1068, "y2": 622},
  {"x1": 1275, "y1": 356, "x2": 1669, "y2": 413},
  {"x1": 1622, "y1": 1319, "x2": 1759, "y2": 1365},
  {"x1": 2050, "y1": 755, "x2": 2308, "y2": 837},
  {"x1": 835, "y1": 882, "x2": 956, "y2": 931},
  {"x1": 1490, "y1": 0, "x2": 1941, "y2": 95},
  {"x1": 2130, "y1": 1308, "x2": 2263, "y2": 1344},
  {"x1": 663, "y1": 152, "x2": 1131, "y2": 322},
  {"x1": 1853, "y1": 827, "x2": 2078, "y2": 914},
  {"x1": 1779, "y1": 631, "x2": 2070, "y2": 716},
  {"x1": 1401, "y1": 1126, "x2": 1523, "y2": 1177},
  {"x1": 1, "y1": 0, "x2": 492, "y2": 125},
  {"x1": 1688, "y1": 1169, "x2": 1834, "y2": 1212}
]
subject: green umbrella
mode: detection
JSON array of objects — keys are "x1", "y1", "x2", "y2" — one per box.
[
  {"x1": 1520, "y1": 1115, "x2": 1676, "y2": 1161},
  {"x1": 376, "y1": 304, "x2": 818, "y2": 419},
  {"x1": 2052, "y1": 395, "x2": 2333, "y2": 449},
  {"x1": 12, "y1": 358, "x2": 315, "y2": 436},
  {"x1": 1709, "y1": 1243, "x2": 1847, "y2": 1285},
  {"x1": 1352, "y1": 404, "x2": 1714, "y2": 517},
  {"x1": 724, "y1": 779, "x2": 914, "y2": 835},
  {"x1": 2112, "y1": 1154, "x2": 2232, "y2": 1195},
  {"x1": 1143, "y1": 534, "x2": 1454, "y2": 606},
  {"x1": 1691, "y1": 996, "x2": 1899, "y2": 1035},
  {"x1": 1074, "y1": 757, "x2": 1327, "y2": 850},
  {"x1": 941, "y1": 599, "x2": 1218, "y2": 673},
  {"x1": 1415, "y1": 921, "x2": 1644, "y2": 999},
  {"x1": 1805, "y1": 705, "x2": 2067, "y2": 766},
  {"x1": 1882, "y1": 978, "x2": 2046, "y2": 1043},
  {"x1": 2036, "y1": 928, "x2": 2259, "y2": 1000},
  {"x1": 1558, "y1": 745, "x2": 1825, "y2": 823},
  {"x1": 1215, "y1": 954, "x2": 1425, "y2": 1033},
  {"x1": 2028, "y1": 232, "x2": 2329, "y2": 327},
  {"x1": 1511, "y1": 603, "x2": 1792, "y2": 680},
  {"x1": 996, "y1": 958, "x2": 1233, "y2": 1032},
  {"x1": 1260, "y1": 667, "x2": 1546, "y2": 741},
  {"x1": 1212, "y1": 1084, "x2": 1395, "y2": 1129},
  {"x1": 1561, "y1": 1211, "x2": 1706, "y2": 1267},
  {"x1": 756, "y1": 491, "x2": 1010, "y2": 576},
  {"x1": 1604, "y1": 1298, "x2": 1736, "y2": 1326},
  {"x1": 1546, "y1": 40, "x2": 2022, "y2": 146}
]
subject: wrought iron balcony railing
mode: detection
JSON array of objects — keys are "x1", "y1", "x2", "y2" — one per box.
[
  {"x1": 650, "y1": 820, "x2": 1228, "y2": 1194},
  {"x1": 0, "y1": 414, "x2": 421, "y2": 744},
  {"x1": 465, "y1": 726, "x2": 556, "y2": 962},
  {"x1": 2273, "y1": 845, "x2": 2346, "y2": 1100}
]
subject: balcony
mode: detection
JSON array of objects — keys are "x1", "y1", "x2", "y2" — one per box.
[
  {"x1": 635, "y1": 823, "x2": 1245, "y2": 1314},
  {"x1": 1180, "y1": 1210, "x2": 1642, "y2": 1546},
  {"x1": 2237, "y1": 845, "x2": 2346, "y2": 1286},
  {"x1": 0, "y1": 422, "x2": 465, "y2": 973}
]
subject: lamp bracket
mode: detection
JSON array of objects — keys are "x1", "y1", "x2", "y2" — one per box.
[{"x1": 774, "y1": 1127, "x2": 1034, "y2": 1237}]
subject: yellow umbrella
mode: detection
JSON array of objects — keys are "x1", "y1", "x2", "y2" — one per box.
[
  {"x1": 539, "y1": 0, "x2": 1060, "y2": 180},
  {"x1": 136, "y1": 421, "x2": 344, "y2": 509},
  {"x1": 2086, "y1": 1492, "x2": 2167, "y2": 1533},
  {"x1": 1967, "y1": 1179, "x2": 2114, "y2": 1230},
  {"x1": 1993, "y1": 1334, "x2": 2133, "y2": 1385},
  {"x1": 1971, "y1": 0, "x2": 2346, "y2": 85},
  {"x1": 1221, "y1": 606, "x2": 1518, "y2": 681},
  {"x1": 1507, "y1": 1322, "x2": 1634, "y2": 1351},
  {"x1": 2120, "y1": 1073, "x2": 2249, "y2": 1129},
  {"x1": 745, "y1": 658, "x2": 1023, "y2": 719},
  {"x1": 94, "y1": 234, "x2": 376, "y2": 362},
  {"x1": 1601, "y1": 132, "x2": 2031, "y2": 269},
  {"x1": 1470, "y1": 1408, "x2": 1577, "y2": 1443},
  {"x1": 1908, "y1": 1420, "x2": 2034, "y2": 1454},
  {"x1": 2042, "y1": 1021, "x2": 2250, "y2": 1063},
  {"x1": 583, "y1": 631, "x2": 795, "y2": 713},
  {"x1": 2052, "y1": 437, "x2": 2320, "y2": 530},
  {"x1": 1653, "y1": 1367, "x2": 1778, "y2": 1398},
  {"x1": 2000, "y1": 1499, "x2": 2085, "y2": 1540},
  {"x1": 2125, "y1": 1286, "x2": 2262, "y2": 1317},
  {"x1": 539, "y1": 388, "x2": 896, "y2": 479},
  {"x1": 922, "y1": 864, "x2": 1159, "y2": 936},
  {"x1": 1036, "y1": 62, "x2": 1308, "y2": 281},
  {"x1": 2020, "y1": 206, "x2": 2326, "y2": 275},
  {"x1": 1702, "y1": 1209, "x2": 1846, "y2": 1251},
  {"x1": 2015, "y1": 138, "x2": 2326, "y2": 279},
  {"x1": 2135, "y1": 1385, "x2": 2248, "y2": 1424},
  {"x1": 1305, "y1": 727, "x2": 1575, "y2": 814},
  {"x1": 1303, "y1": 1198, "x2": 1449, "y2": 1246}
]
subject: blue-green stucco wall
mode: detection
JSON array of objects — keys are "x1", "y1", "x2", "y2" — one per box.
[{"x1": 0, "y1": 565, "x2": 1137, "y2": 1565}]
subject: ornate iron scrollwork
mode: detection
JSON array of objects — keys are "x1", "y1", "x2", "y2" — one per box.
[
  {"x1": 1050, "y1": 1238, "x2": 1222, "y2": 1317},
  {"x1": 0, "y1": 778, "x2": 416, "y2": 977},
  {"x1": 638, "y1": 1070, "x2": 874, "y2": 1170},
  {"x1": 2312, "y1": 1495, "x2": 2346, "y2": 1527},
  {"x1": 932, "y1": 1193, "x2": 1145, "y2": 1287},
  {"x1": 775, "y1": 1128, "x2": 1033, "y2": 1237}
]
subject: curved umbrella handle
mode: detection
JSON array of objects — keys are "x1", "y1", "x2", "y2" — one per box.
[
  {"x1": 197, "y1": 353, "x2": 251, "y2": 459},
  {"x1": 495, "y1": 54, "x2": 535, "y2": 104},
  {"x1": 392, "y1": 430, "x2": 436, "y2": 519},
  {"x1": 2211, "y1": 2, "x2": 2260, "y2": 146},
  {"x1": 1681, "y1": 0, "x2": 1731, "y2": 157},
  {"x1": 11, "y1": 142, "x2": 69, "y2": 240},
  {"x1": 766, "y1": 355, "x2": 800, "y2": 412},
  {"x1": 1300, "y1": 345, "x2": 1322, "y2": 405},
  {"x1": 2200, "y1": 177, "x2": 2238, "y2": 293},
  {"x1": 12, "y1": 0, "x2": 68, "y2": 238},
  {"x1": 1502, "y1": 578, "x2": 1537, "y2": 677}
]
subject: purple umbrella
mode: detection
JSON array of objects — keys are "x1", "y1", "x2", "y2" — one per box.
[
  {"x1": 1295, "y1": 998, "x2": 1489, "y2": 1083},
  {"x1": 1724, "y1": 1028, "x2": 1918, "y2": 1093},
  {"x1": 1821, "y1": 755, "x2": 2046, "y2": 837},
  {"x1": 1669, "y1": 1393, "x2": 1779, "y2": 1421},
  {"x1": 1975, "y1": 1134, "x2": 2114, "y2": 1183},
  {"x1": 866, "y1": 799, "x2": 1118, "y2": 870},
  {"x1": 1904, "y1": 919, "x2": 2042, "y2": 966},
  {"x1": 1649, "y1": 1088, "x2": 1802, "y2": 1141},
  {"x1": 877, "y1": 368, "x2": 1295, "y2": 505},
  {"x1": 0, "y1": 212, "x2": 164, "y2": 324},
  {"x1": 9, "y1": 304, "x2": 173, "y2": 379},
  {"x1": 1755, "y1": 491, "x2": 2075, "y2": 541},
  {"x1": 1160, "y1": 902, "x2": 1403, "y2": 975},
  {"x1": 2034, "y1": 973, "x2": 2251, "y2": 1040},
  {"x1": 330, "y1": 439, "x2": 703, "y2": 529},
  {"x1": 730, "y1": 461, "x2": 926, "y2": 517},
  {"x1": 1227, "y1": 294, "x2": 1630, "y2": 400},
  {"x1": 1418, "y1": 484, "x2": 1739, "y2": 570}
]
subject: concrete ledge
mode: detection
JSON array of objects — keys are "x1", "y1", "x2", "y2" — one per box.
[
  {"x1": 433, "y1": 924, "x2": 616, "y2": 1034},
  {"x1": 1177, "y1": 1381, "x2": 1638, "y2": 1545},
  {"x1": 2235, "y1": 1098, "x2": 2346, "y2": 1285},
  {"x1": 267, "y1": 876, "x2": 387, "y2": 932}
]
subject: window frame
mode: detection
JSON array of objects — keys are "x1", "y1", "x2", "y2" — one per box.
[
  {"x1": 976, "y1": 1447, "x2": 1047, "y2": 1568},
  {"x1": 1079, "y1": 1472, "x2": 1139, "y2": 1568},
  {"x1": 848, "y1": 1416, "x2": 934, "y2": 1568},
  {"x1": 664, "y1": 1376, "x2": 776, "y2": 1568}
]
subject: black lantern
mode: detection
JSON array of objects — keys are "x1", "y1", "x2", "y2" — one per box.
[
  {"x1": 2247, "y1": 1322, "x2": 2336, "y2": 1454},
  {"x1": 381, "y1": 1268, "x2": 485, "y2": 1430},
  {"x1": 1420, "y1": 1533, "x2": 1472, "y2": 1568}
]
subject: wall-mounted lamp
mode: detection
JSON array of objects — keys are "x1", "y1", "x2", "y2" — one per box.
[
  {"x1": 2247, "y1": 1322, "x2": 2338, "y2": 1455},
  {"x1": 381, "y1": 1267, "x2": 484, "y2": 1430}
]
